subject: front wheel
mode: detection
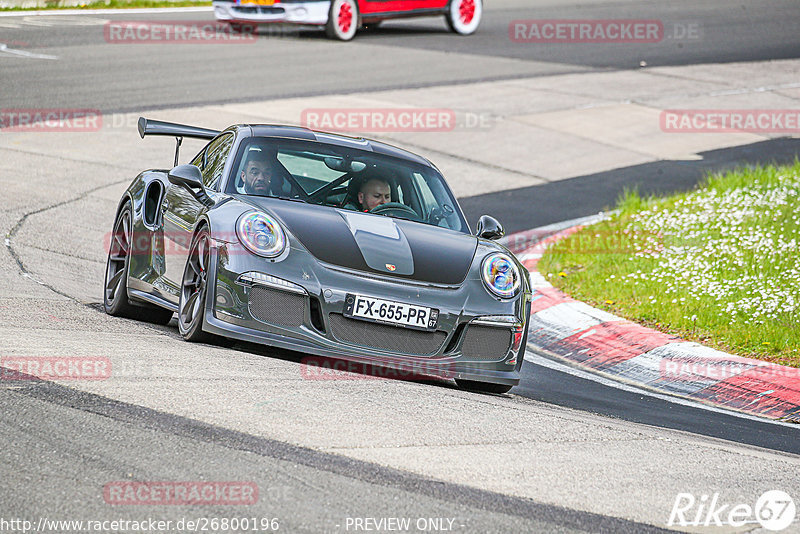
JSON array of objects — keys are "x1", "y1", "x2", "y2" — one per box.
[
  {"x1": 325, "y1": 0, "x2": 359, "y2": 40},
  {"x1": 456, "y1": 379, "x2": 513, "y2": 394},
  {"x1": 178, "y1": 228, "x2": 221, "y2": 343},
  {"x1": 445, "y1": 0, "x2": 482, "y2": 35}
]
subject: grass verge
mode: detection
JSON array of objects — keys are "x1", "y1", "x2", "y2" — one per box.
[
  {"x1": 539, "y1": 161, "x2": 800, "y2": 368},
  {"x1": 1, "y1": 0, "x2": 210, "y2": 11}
]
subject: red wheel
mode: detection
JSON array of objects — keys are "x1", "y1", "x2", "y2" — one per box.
[
  {"x1": 325, "y1": 0, "x2": 359, "y2": 40},
  {"x1": 445, "y1": 0, "x2": 482, "y2": 35}
]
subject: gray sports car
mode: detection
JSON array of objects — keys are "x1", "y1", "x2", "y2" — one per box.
[{"x1": 104, "y1": 117, "x2": 531, "y2": 393}]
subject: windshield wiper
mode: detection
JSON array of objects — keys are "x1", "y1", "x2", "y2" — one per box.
[{"x1": 272, "y1": 194, "x2": 308, "y2": 203}]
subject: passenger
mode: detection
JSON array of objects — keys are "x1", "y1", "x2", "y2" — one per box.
[{"x1": 241, "y1": 151, "x2": 276, "y2": 196}]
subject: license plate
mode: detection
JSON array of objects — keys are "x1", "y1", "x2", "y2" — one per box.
[
  {"x1": 343, "y1": 294, "x2": 439, "y2": 331},
  {"x1": 239, "y1": 0, "x2": 275, "y2": 5}
]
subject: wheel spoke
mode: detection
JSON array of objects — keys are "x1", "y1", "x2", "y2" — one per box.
[
  {"x1": 122, "y1": 216, "x2": 131, "y2": 245},
  {"x1": 182, "y1": 291, "x2": 199, "y2": 323},
  {"x1": 106, "y1": 269, "x2": 123, "y2": 293},
  {"x1": 113, "y1": 232, "x2": 126, "y2": 252},
  {"x1": 197, "y1": 237, "x2": 209, "y2": 271},
  {"x1": 198, "y1": 236, "x2": 205, "y2": 257},
  {"x1": 192, "y1": 290, "x2": 202, "y2": 319},
  {"x1": 189, "y1": 257, "x2": 202, "y2": 277}
]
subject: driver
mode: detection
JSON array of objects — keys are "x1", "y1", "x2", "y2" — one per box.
[
  {"x1": 358, "y1": 178, "x2": 391, "y2": 211},
  {"x1": 241, "y1": 150, "x2": 277, "y2": 196}
]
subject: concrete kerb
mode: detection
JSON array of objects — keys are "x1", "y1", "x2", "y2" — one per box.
[{"x1": 503, "y1": 219, "x2": 800, "y2": 423}]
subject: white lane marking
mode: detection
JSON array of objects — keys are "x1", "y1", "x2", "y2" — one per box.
[
  {"x1": 0, "y1": 7, "x2": 212, "y2": 17},
  {"x1": 20, "y1": 14, "x2": 108, "y2": 26},
  {"x1": 0, "y1": 43, "x2": 58, "y2": 60},
  {"x1": 524, "y1": 348, "x2": 800, "y2": 429}
]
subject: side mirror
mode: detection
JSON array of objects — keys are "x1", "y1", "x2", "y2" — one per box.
[
  {"x1": 168, "y1": 164, "x2": 213, "y2": 206},
  {"x1": 476, "y1": 215, "x2": 504, "y2": 240}
]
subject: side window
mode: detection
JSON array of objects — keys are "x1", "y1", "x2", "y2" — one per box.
[
  {"x1": 190, "y1": 149, "x2": 204, "y2": 169},
  {"x1": 201, "y1": 134, "x2": 234, "y2": 189},
  {"x1": 412, "y1": 172, "x2": 456, "y2": 229},
  {"x1": 414, "y1": 172, "x2": 437, "y2": 211}
]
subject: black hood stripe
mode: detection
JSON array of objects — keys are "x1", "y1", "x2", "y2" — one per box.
[{"x1": 245, "y1": 198, "x2": 476, "y2": 285}]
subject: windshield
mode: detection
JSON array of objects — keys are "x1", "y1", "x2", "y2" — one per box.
[{"x1": 225, "y1": 137, "x2": 469, "y2": 233}]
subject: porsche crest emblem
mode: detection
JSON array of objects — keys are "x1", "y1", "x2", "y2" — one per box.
[{"x1": 385, "y1": 263, "x2": 397, "y2": 271}]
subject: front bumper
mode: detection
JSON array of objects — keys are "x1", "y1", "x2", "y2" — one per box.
[
  {"x1": 204, "y1": 240, "x2": 530, "y2": 386},
  {"x1": 212, "y1": 0, "x2": 330, "y2": 25}
]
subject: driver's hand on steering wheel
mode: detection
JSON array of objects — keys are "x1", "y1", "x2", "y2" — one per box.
[{"x1": 368, "y1": 201, "x2": 422, "y2": 222}]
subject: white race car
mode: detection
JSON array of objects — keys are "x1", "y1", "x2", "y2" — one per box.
[{"x1": 212, "y1": 0, "x2": 482, "y2": 40}]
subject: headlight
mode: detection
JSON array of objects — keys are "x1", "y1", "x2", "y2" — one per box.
[
  {"x1": 481, "y1": 253, "x2": 521, "y2": 299},
  {"x1": 236, "y1": 212, "x2": 286, "y2": 258}
]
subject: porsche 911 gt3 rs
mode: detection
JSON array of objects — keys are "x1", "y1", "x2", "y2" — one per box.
[{"x1": 104, "y1": 117, "x2": 530, "y2": 393}]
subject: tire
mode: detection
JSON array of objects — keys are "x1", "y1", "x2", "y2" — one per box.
[
  {"x1": 104, "y1": 202, "x2": 174, "y2": 325},
  {"x1": 325, "y1": 0, "x2": 359, "y2": 40},
  {"x1": 178, "y1": 227, "x2": 224, "y2": 343},
  {"x1": 456, "y1": 379, "x2": 513, "y2": 394},
  {"x1": 445, "y1": 0, "x2": 482, "y2": 35}
]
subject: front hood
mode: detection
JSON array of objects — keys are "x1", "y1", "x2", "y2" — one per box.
[{"x1": 244, "y1": 198, "x2": 477, "y2": 285}]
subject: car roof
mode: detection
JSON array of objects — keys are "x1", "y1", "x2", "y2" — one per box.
[{"x1": 235, "y1": 124, "x2": 434, "y2": 168}]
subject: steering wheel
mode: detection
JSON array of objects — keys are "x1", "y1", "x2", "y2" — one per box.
[{"x1": 369, "y1": 202, "x2": 422, "y2": 221}]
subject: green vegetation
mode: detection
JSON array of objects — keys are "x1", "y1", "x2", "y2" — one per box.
[{"x1": 540, "y1": 161, "x2": 800, "y2": 367}]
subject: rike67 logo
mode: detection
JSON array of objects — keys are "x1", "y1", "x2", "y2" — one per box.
[{"x1": 668, "y1": 490, "x2": 796, "y2": 531}]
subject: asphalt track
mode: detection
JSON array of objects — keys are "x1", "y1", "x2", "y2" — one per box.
[
  {"x1": 2, "y1": 0, "x2": 800, "y2": 111},
  {"x1": 2, "y1": 380, "x2": 666, "y2": 534},
  {"x1": 2, "y1": 0, "x2": 800, "y2": 531}
]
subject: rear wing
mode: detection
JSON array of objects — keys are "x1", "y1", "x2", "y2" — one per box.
[{"x1": 137, "y1": 117, "x2": 221, "y2": 166}]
